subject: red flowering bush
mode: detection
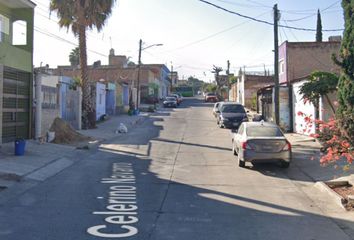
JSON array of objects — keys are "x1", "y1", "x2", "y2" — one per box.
[{"x1": 298, "y1": 111, "x2": 354, "y2": 166}]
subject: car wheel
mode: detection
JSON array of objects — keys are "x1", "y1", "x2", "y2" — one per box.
[
  {"x1": 280, "y1": 161, "x2": 290, "y2": 168},
  {"x1": 237, "y1": 152, "x2": 245, "y2": 167}
]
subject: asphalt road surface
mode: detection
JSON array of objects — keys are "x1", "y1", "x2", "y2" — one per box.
[{"x1": 0, "y1": 98, "x2": 352, "y2": 240}]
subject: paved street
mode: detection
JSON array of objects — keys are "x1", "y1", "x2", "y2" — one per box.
[{"x1": 0, "y1": 98, "x2": 353, "y2": 240}]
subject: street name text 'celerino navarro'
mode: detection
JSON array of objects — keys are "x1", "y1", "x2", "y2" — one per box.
[{"x1": 87, "y1": 162, "x2": 139, "y2": 238}]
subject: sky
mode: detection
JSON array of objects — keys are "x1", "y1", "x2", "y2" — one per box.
[{"x1": 32, "y1": 0, "x2": 344, "y2": 82}]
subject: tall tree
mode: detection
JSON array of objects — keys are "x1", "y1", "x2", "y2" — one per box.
[
  {"x1": 316, "y1": 9, "x2": 323, "y2": 42},
  {"x1": 212, "y1": 65, "x2": 223, "y2": 92},
  {"x1": 333, "y1": 0, "x2": 354, "y2": 143},
  {"x1": 299, "y1": 71, "x2": 339, "y2": 114},
  {"x1": 50, "y1": 0, "x2": 116, "y2": 129},
  {"x1": 69, "y1": 47, "x2": 80, "y2": 67}
]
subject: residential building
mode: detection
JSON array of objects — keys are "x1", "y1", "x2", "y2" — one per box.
[
  {"x1": 143, "y1": 64, "x2": 171, "y2": 98},
  {"x1": 54, "y1": 49, "x2": 169, "y2": 112},
  {"x1": 279, "y1": 39, "x2": 341, "y2": 84},
  {"x1": 170, "y1": 71, "x2": 178, "y2": 87},
  {"x1": 0, "y1": 0, "x2": 35, "y2": 143},
  {"x1": 34, "y1": 69, "x2": 82, "y2": 137},
  {"x1": 292, "y1": 76, "x2": 337, "y2": 135},
  {"x1": 234, "y1": 72, "x2": 274, "y2": 110},
  {"x1": 279, "y1": 38, "x2": 341, "y2": 132}
]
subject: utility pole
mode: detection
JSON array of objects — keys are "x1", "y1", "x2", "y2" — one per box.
[
  {"x1": 226, "y1": 60, "x2": 230, "y2": 101},
  {"x1": 136, "y1": 39, "x2": 142, "y2": 110},
  {"x1": 273, "y1": 4, "x2": 280, "y2": 125},
  {"x1": 170, "y1": 62, "x2": 173, "y2": 93}
]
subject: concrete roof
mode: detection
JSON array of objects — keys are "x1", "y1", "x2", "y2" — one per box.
[{"x1": 0, "y1": 0, "x2": 36, "y2": 8}]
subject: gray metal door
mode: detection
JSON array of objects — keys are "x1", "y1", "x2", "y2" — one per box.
[{"x1": 2, "y1": 67, "x2": 30, "y2": 143}]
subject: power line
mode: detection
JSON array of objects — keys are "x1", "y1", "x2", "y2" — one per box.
[
  {"x1": 282, "y1": 20, "x2": 299, "y2": 41},
  {"x1": 164, "y1": 10, "x2": 270, "y2": 53},
  {"x1": 34, "y1": 26, "x2": 108, "y2": 58},
  {"x1": 283, "y1": 0, "x2": 341, "y2": 22},
  {"x1": 280, "y1": 1, "x2": 340, "y2": 15},
  {"x1": 214, "y1": 0, "x2": 271, "y2": 9},
  {"x1": 198, "y1": 0, "x2": 343, "y2": 32}
]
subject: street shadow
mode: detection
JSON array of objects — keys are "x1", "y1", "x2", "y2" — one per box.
[
  {"x1": 153, "y1": 138, "x2": 232, "y2": 152},
  {"x1": 1, "y1": 98, "x2": 354, "y2": 240},
  {"x1": 81, "y1": 146, "x2": 354, "y2": 240}
]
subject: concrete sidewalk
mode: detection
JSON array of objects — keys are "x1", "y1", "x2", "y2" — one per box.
[
  {"x1": 285, "y1": 133, "x2": 354, "y2": 182},
  {"x1": 0, "y1": 112, "x2": 149, "y2": 187}
]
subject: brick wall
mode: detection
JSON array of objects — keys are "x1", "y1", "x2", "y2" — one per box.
[
  {"x1": 244, "y1": 75, "x2": 274, "y2": 110},
  {"x1": 285, "y1": 41, "x2": 341, "y2": 83}
]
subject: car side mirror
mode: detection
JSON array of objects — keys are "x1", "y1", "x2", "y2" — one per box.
[
  {"x1": 231, "y1": 129, "x2": 238, "y2": 133},
  {"x1": 216, "y1": 110, "x2": 220, "y2": 113},
  {"x1": 247, "y1": 110, "x2": 250, "y2": 113}
]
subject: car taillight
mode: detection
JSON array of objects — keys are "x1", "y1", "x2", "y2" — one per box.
[
  {"x1": 282, "y1": 141, "x2": 291, "y2": 151},
  {"x1": 242, "y1": 142, "x2": 252, "y2": 150}
]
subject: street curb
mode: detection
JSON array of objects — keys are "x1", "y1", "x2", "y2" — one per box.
[
  {"x1": 314, "y1": 181, "x2": 347, "y2": 210},
  {"x1": 0, "y1": 172, "x2": 22, "y2": 182}
]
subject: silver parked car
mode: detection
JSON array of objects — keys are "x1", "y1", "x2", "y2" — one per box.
[
  {"x1": 163, "y1": 97, "x2": 178, "y2": 108},
  {"x1": 212, "y1": 101, "x2": 223, "y2": 118},
  {"x1": 232, "y1": 121, "x2": 291, "y2": 168}
]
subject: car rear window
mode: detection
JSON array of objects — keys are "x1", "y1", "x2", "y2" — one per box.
[
  {"x1": 246, "y1": 126, "x2": 284, "y2": 137},
  {"x1": 221, "y1": 104, "x2": 246, "y2": 113},
  {"x1": 207, "y1": 93, "x2": 215, "y2": 96},
  {"x1": 166, "y1": 97, "x2": 176, "y2": 101}
]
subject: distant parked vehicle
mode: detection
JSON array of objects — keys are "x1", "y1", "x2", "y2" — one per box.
[
  {"x1": 216, "y1": 102, "x2": 248, "y2": 129},
  {"x1": 163, "y1": 97, "x2": 178, "y2": 108},
  {"x1": 231, "y1": 121, "x2": 291, "y2": 168},
  {"x1": 205, "y1": 92, "x2": 218, "y2": 102},
  {"x1": 172, "y1": 93, "x2": 183, "y2": 103},
  {"x1": 212, "y1": 102, "x2": 223, "y2": 118},
  {"x1": 167, "y1": 94, "x2": 181, "y2": 105}
]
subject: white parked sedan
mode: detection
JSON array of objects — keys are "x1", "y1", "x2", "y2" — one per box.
[
  {"x1": 212, "y1": 101, "x2": 223, "y2": 118},
  {"x1": 232, "y1": 121, "x2": 291, "y2": 168}
]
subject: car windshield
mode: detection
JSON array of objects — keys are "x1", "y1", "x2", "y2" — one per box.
[
  {"x1": 221, "y1": 104, "x2": 246, "y2": 113},
  {"x1": 207, "y1": 93, "x2": 215, "y2": 96},
  {"x1": 165, "y1": 97, "x2": 175, "y2": 101},
  {"x1": 246, "y1": 126, "x2": 283, "y2": 137}
]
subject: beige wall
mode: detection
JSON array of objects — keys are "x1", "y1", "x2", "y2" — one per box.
[
  {"x1": 244, "y1": 75, "x2": 273, "y2": 109},
  {"x1": 287, "y1": 42, "x2": 340, "y2": 81}
]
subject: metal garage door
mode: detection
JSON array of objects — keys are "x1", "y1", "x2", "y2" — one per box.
[{"x1": 2, "y1": 66, "x2": 30, "y2": 143}]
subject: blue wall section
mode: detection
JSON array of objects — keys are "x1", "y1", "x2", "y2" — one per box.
[
  {"x1": 96, "y1": 83, "x2": 106, "y2": 120},
  {"x1": 106, "y1": 83, "x2": 116, "y2": 115}
]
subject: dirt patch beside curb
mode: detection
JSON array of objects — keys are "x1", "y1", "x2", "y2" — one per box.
[{"x1": 50, "y1": 118, "x2": 92, "y2": 144}]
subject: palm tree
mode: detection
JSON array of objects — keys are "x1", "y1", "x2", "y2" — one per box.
[
  {"x1": 50, "y1": 0, "x2": 116, "y2": 129},
  {"x1": 212, "y1": 65, "x2": 223, "y2": 96},
  {"x1": 69, "y1": 47, "x2": 80, "y2": 67}
]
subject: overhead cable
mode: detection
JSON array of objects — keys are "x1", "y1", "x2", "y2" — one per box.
[{"x1": 198, "y1": 0, "x2": 344, "y2": 32}]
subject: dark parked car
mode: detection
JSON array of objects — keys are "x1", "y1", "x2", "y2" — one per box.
[
  {"x1": 216, "y1": 102, "x2": 248, "y2": 129},
  {"x1": 205, "y1": 92, "x2": 218, "y2": 102},
  {"x1": 163, "y1": 97, "x2": 178, "y2": 108}
]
